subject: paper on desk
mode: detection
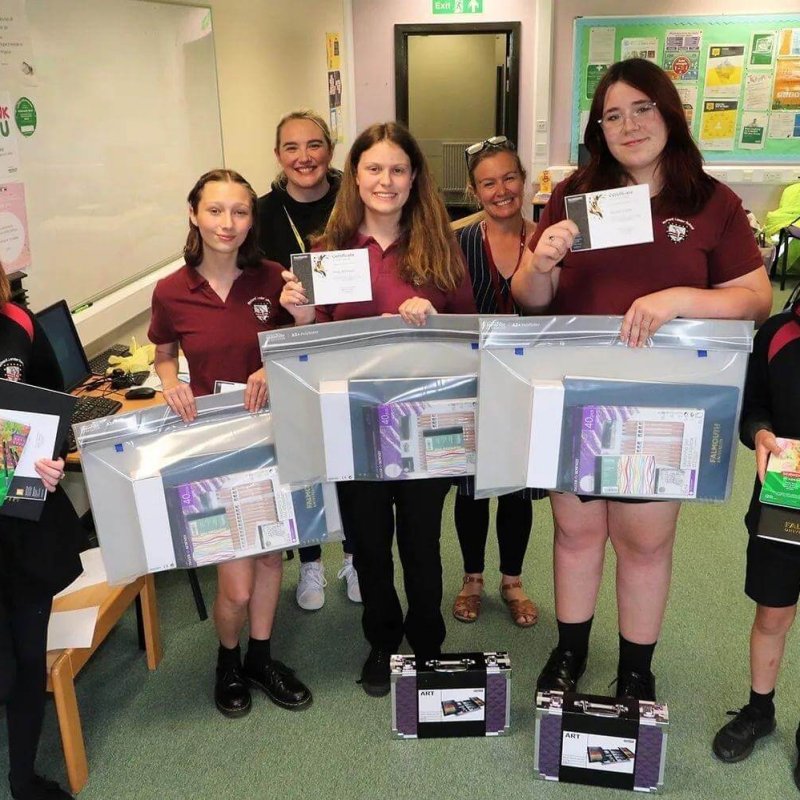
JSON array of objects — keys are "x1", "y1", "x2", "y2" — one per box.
[
  {"x1": 54, "y1": 548, "x2": 108, "y2": 599},
  {"x1": 47, "y1": 607, "x2": 99, "y2": 651},
  {"x1": 142, "y1": 355, "x2": 190, "y2": 392}
]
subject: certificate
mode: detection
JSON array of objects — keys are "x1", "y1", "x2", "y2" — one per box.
[
  {"x1": 564, "y1": 184, "x2": 653, "y2": 252},
  {"x1": 291, "y1": 248, "x2": 372, "y2": 306}
]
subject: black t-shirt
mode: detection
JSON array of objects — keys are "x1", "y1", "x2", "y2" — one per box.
[
  {"x1": 256, "y1": 174, "x2": 340, "y2": 268},
  {"x1": 0, "y1": 302, "x2": 83, "y2": 599},
  {"x1": 741, "y1": 301, "x2": 800, "y2": 534}
]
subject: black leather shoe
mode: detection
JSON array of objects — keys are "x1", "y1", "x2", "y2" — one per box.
[
  {"x1": 794, "y1": 724, "x2": 800, "y2": 791},
  {"x1": 244, "y1": 659, "x2": 312, "y2": 710},
  {"x1": 359, "y1": 647, "x2": 392, "y2": 697},
  {"x1": 713, "y1": 704, "x2": 776, "y2": 762},
  {"x1": 214, "y1": 663, "x2": 252, "y2": 718},
  {"x1": 536, "y1": 648, "x2": 586, "y2": 694},
  {"x1": 615, "y1": 668, "x2": 657, "y2": 702},
  {"x1": 10, "y1": 774, "x2": 73, "y2": 799}
]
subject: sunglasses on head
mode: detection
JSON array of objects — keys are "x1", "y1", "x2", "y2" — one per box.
[{"x1": 464, "y1": 135, "x2": 515, "y2": 167}]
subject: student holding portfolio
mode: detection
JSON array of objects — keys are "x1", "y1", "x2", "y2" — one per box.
[
  {"x1": 280, "y1": 122, "x2": 476, "y2": 697},
  {"x1": 149, "y1": 169, "x2": 312, "y2": 717},
  {"x1": 0, "y1": 264, "x2": 82, "y2": 800},
  {"x1": 512, "y1": 58, "x2": 772, "y2": 701},
  {"x1": 712, "y1": 298, "x2": 800, "y2": 785},
  {"x1": 451, "y1": 137, "x2": 541, "y2": 629},
  {"x1": 256, "y1": 109, "x2": 360, "y2": 612}
]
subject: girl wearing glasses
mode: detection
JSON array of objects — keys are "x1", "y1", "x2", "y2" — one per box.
[
  {"x1": 280, "y1": 122, "x2": 475, "y2": 697},
  {"x1": 512, "y1": 58, "x2": 771, "y2": 701},
  {"x1": 451, "y1": 137, "x2": 542, "y2": 629},
  {"x1": 256, "y1": 109, "x2": 360, "y2": 613}
]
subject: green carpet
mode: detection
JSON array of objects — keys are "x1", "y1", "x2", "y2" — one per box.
[{"x1": 3, "y1": 285, "x2": 797, "y2": 800}]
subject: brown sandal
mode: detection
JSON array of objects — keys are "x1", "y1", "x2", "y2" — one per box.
[
  {"x1": 452, "y1": 575, "x2": 484, "y2": 623},
  {"x1": 500, "y1": 580, "x2": 539, "y2": 628}
]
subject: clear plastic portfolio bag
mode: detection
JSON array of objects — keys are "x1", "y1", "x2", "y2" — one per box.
[
  {"x1": 74, "y1": 391, "x2": 343, "y2": 584},
  {"x1": 260, "y1": 315, "x2": 497, "y2": 485},
  {"x1": 476, "y1": 316, "x2": 753, "y2": 502}
]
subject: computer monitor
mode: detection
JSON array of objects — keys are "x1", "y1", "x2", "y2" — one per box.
[{"x1": 35, "y1": 300, "x2": 92, "y2": 392}]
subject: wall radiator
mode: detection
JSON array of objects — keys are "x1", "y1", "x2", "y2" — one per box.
[{"x1": 441, "y1": 141, "x2": 472, "y2": 192}]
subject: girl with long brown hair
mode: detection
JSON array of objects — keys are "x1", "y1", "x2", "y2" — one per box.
[
  {"x1": 512, "y1": 59, "x2": 772, "y2": 702},
  {"x1": 281, "y1": 122, "x2": 475, "y2": 696}
]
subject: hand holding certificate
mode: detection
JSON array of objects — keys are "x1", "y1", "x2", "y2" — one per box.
[
  {"x1": 565, "y1": 184, "x2": 654, "y2": 252},
  {"x1": 290, "y1": 248, "x2": 372, "y2": 306}
]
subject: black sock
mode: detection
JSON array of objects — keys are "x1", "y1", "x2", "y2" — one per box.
[
  {"x1": 617, "y1": 634, "x2": 656, "y2": 675},
  {"x1": 556, "y1": 617, "x2": 593, "y2": 663},
  {"x1": 245, "y1": 637, "x2": 271, "y2": 668},
  {"x1": 749, "y1": 687, "x2": 775, "y2": 717},
  {"x1": 217, "y1": 642, "x2": 241, "y2": 669}
]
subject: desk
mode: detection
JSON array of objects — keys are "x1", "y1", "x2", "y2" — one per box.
[
  {"x1": 47, "y1": 574, "x2": 162, "y2": 793},
  {"x1": 66, "y1": 382, "x2": 162, "y2": 470}
]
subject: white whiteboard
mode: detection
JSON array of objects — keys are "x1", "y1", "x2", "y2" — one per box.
[{"x1": 3, "y1": 0, "x2": 223, "y2": 310}]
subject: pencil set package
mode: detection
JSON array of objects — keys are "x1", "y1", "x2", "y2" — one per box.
[
  {"x1": 74, "y1": 391, "x2": 342, "y2": 584},
  {"x1": 260, "y1": 315, "x2": 497, "y2": 485},
  {"x1": 475, "y1": 316, "x2": 753, "y2": 502}
]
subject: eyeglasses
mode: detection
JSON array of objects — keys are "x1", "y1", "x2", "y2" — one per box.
[
  {"x1": 597, "y1": 102, "x2": 658, "y2": 132},
  {"x1": 464, "y1": 136, "x2": 515, "y2": 167}
]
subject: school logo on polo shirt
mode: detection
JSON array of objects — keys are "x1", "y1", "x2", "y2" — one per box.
[
  {"x1": 248, "y1": 296, "x2": 273, "y2": 323},
  {"x1": 0, "y1": 357, "x2": 24, "y2": 382},
  {"x1": 662, "y1": 217, "x2": 694, "y2": 243}
]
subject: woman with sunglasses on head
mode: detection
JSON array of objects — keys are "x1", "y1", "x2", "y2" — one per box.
[
  {"x1": 280, "y1": 122, "x2": 476, "y2": 697},
  {"x1": 149, "y1": 169, "x2": 312, "y2": 719},
  {"x1": 450, "y1": 136, "x2": 542, "y2": 629},
  {"x1": 512, "y1": 59, "x2": 772, "y2": 701},
  {"x1": 0, "y1": 263, "x2": 83, "y2": 800},
  {"x1": 257, "y1": 109, "x2": 360, "y2": 613}
]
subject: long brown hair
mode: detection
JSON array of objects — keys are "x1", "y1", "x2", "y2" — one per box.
[
  {"x1": 316, "y1": 122, "x2": 464, "y2": 293},
  {"x1": 567, "y1": 58, "x2": 715, "y2": 215},
  {"x1": 184, "y1": 169, "x2": 260, "y2": 269},
  {"x1": 0, "y1": 263, "x2": 9, "y2": 305}
]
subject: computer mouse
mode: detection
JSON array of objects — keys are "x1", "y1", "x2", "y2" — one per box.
[{"x1": 124, "y1": 386, "x2": 156, "y2": 400}]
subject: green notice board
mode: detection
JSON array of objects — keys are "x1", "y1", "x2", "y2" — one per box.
[{"x1": 571, "y1": 14, "x2": 800, "y2": 164}]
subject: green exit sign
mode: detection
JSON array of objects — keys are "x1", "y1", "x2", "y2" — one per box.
[{"x1": 433, "y1": 0, "x2": 483, "y2": 14}]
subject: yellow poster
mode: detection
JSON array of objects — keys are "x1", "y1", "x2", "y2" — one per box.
[
  {"x1": 773, "y1": 57, "x2": 800, "y2": 110},
  {"x1": 704, "y1": 45, "x2": 745, "y2": 99},
  {"x1": 699, "y1": 100, "x2": 737, "y2": 151},
  {"x1": 326, "y1": 32, "x2": 341, "y2": 71}
]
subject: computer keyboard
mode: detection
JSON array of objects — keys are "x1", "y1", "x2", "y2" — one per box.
[
  {"x1": 68, "y1": 395, "x2": 123, "y2": 451},
  {"x1": 87, "y1": 343, "x2": 130, "y2": 375}
]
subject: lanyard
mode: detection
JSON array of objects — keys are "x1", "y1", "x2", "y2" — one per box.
[
  {"x1": 283, "y1": 206, "x2": 306, "y2": 253},
  {"x1": 481, "y1": 219, "x2": 526, "y2": 315}
]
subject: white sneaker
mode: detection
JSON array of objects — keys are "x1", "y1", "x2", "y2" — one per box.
[
  {"x1": 296, "y1": 561, "x2": 326, "y2": 611},
  {"x1": 337, "y1": 556, "x2": 362, "y2": 604}
]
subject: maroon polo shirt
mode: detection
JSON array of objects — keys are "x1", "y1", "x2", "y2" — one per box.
[
  {"x1": 149, "y1": 261, "x2": 292, "y2": 396},
  {"x1": 315, "y1": 231, "x2": 476, "y2": 323},
  {"x1": 527, "y1": 179, "x2": 763, "y2": 315}
]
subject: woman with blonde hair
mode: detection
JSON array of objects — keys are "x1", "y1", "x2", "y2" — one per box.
[
  {"x1": 256, "y1": 109, "x2": 359, "y2": 611},
  {"x1": 281, "y1": 121, "x2": 476, "y2": 696}
]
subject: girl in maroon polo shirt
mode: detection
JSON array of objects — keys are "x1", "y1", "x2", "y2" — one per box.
[
  {"x1": 149, "y1": 169, "x2": 311, "y2": 718},
  {"x1": 281, "y1": 122, "x2": 476, "y2": 697},
  {"x1": 512, "y1": 59, "x2": 772, "y2": 702}
]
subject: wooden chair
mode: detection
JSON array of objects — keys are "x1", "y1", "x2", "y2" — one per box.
[{"x1": 46, "y1": 574, "x2": 162, "y2": 794}]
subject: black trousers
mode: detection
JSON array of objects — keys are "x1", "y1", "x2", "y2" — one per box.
[
  {"x1": 298, "y1": 531, "x2": 353, "y2": 564},
  {"x1": 454, "y1": 492, "x2": 533, "y2": 576},
  {"x1": 337, "y1": 478, "x2": 451, "y2": 656},
  {"x1": 0, "y1": 588, "x2": 53, "y2": 789}
]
